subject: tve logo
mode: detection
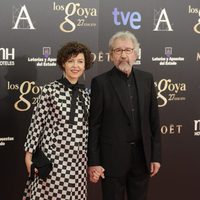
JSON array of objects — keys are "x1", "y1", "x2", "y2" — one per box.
[{"x1": 112, "y1": 8, "x2": 141, "y2": 30}]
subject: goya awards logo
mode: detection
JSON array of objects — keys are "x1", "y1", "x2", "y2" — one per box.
[
  {"x1": 152, "y1": 47, "x2": 184, "y2": 66},
  {"x1": 188, "y1": 5, "x2": 200, "y2": 34},
  {"x1": 0, "y1": 48, "x2": 15, "y2": 66},
  {"x1": 53, "y1": 2, "x2": 97, "y2": 33},
  {"x1": 28, "y1": 47, "x2": 56, "y2": 67},
  {"x1": 7, "y1": 81, "x2": 42, "y2": 112},
  {"x1": 154, "y1": 79, "x2": 187, "y2": 107}
]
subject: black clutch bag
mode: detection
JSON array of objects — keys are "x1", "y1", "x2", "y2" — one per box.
[{"x1": 30, "y1": 148, "x2": 52, "y2": 181}]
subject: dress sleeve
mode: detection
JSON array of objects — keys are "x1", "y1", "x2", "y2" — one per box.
[{"x1": 24, "y1": 85, "x2": 51, "y2": 153}]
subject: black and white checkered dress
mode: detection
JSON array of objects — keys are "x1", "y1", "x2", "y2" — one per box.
[{"x1": 23, "y1": 78, "x2": 90, "y2": 200}]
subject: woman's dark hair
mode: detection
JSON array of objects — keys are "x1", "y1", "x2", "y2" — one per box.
[{"x1": 57, "y1": 41, "x2": 93, "y2": 71}]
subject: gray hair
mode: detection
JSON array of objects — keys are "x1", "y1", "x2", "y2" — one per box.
[{"x1": 108, "y1": 31, "x2": 140, "y2": 56}]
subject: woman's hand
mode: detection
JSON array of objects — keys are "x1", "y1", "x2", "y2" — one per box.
[{"x1": 25, "y1": 151, "x2": 32, "y2": 176}]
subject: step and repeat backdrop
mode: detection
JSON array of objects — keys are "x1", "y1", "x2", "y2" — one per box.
[{"x1": 0, "y1": 0, "x2": 200, "y2": 199}]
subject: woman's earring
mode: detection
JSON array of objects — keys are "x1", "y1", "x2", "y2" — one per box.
[{"x1": 83, "y1": 72, "x2": 86, "y2": 80}]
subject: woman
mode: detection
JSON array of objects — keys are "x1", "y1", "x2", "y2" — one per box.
[{"x1": 23, "y1": 41, "x2": 93, "y2": 200}]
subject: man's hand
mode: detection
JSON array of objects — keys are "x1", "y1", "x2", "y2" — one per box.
[
  {"x1": 150, "y1": 162, "x2": 161, "y2": 177},
  {"x1": 88, "y1": 166, "x2": 105, "y2": 183}
]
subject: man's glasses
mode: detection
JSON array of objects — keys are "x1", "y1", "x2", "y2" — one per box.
[{"x1": 112, "y1": 48, "x2": 134, "y2": 55}]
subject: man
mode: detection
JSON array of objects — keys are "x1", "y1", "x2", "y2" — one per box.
[{"x1": 88, "y1": 31, "x2": 161, "y2": 200}]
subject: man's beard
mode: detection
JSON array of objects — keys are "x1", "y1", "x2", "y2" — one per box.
[{"x1": 116, "y1": 61, "x2": 132, "y2": 76}]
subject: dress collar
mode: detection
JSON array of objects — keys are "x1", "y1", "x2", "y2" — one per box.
[{"x1": 57, "y1": 77, "x2": 85, "y2": 90}]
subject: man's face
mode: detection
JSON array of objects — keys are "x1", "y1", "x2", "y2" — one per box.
[{"x1": 110, "y1": 38, "x2": 138, "y2": 68}]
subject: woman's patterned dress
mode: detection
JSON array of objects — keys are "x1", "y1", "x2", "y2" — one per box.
[{"x1": 23, "y1": 78, "x2": 90, "y2": 200}]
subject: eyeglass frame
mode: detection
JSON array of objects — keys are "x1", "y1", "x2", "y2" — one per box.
[{"x1": 111, "y1": 48, "x2": 135, "y2": 55}]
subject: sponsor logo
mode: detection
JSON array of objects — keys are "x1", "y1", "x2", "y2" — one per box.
[
  {"x1": 91, "y1": 51, "x2": 110, "y2": 62},
  {"x1": 153, "y1": 8, "x2": 173, "y2": 31},
  {"x1": 194, "y1": 120, "x2": 200, "y2": 136},
  {"x1": 12, "y1": 5, "x2": 35, "y2": 30},
  {"x1": 0, "y1": 137, "x2": 15, "y2": 146},
  {"x1": 197, "y1": 52, "x2": 200, "y2": 61},
  {"x1": 161, "y1": 124, "x2": 183, "y2": 135},
  {"x1": 43, "y1": 47, "x2": 51, "y2": 58},
  {"x1": 152, "y1": 47, "x2": 184, "y2": 66},
  {"x1": 91, "y1": 48, "x2": 141, "y2": 65},
  {"x1": 0, "y1": 48, "x2": 15, "y2": 66},
  {"x1": 135, "y1": 48, "x2": 141, "y2": 65},
  {"x1": 27, "y1": 47, "x2": 56, "y2": 67},
  {"x1": 112, "y1": 7, "x2": 142, "y2": 29}
]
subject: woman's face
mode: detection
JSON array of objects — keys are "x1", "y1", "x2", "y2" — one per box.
[{"x1": 63, "y1": 53, "x2": 85, "y2": 84}]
